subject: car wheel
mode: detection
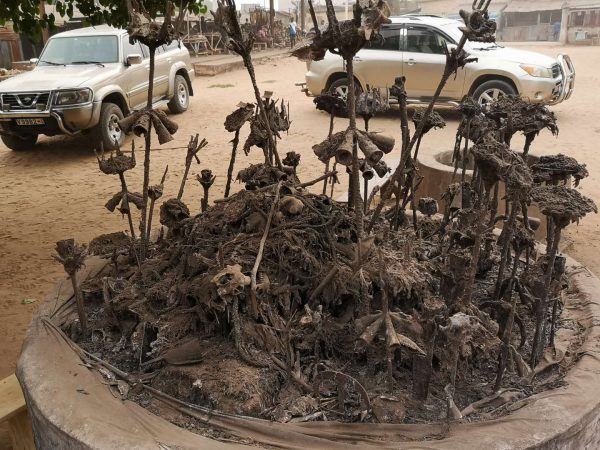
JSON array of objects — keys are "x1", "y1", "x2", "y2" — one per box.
[
  {"x1": 95, "y1": 102, "x2": 124, "y2": 150},
  {"x1": 328, "y1": 77, "x2": 362, "y2": 104},
  {"x1": 472, "y1": 80, "x2": 517, "y2": 107},
  {"x1": 1, "y1": 133, "x2": 38, "y2": 151},
  {"x1": 168, "y1": 75, "x2": 190, "y2": 114}
]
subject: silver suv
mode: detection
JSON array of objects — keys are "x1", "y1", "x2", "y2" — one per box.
[
  {"x1": 305, "y1": 15, "x2": 575, "y2": 107},
  {"x1": 0, "y1": 25, "x2": 194, "y2": 151}
]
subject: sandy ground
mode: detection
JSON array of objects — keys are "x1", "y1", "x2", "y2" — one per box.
[{"x1": 0, "y1": 42, "x2": 599, "y2": 435}]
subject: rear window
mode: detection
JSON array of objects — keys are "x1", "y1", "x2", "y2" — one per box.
[{"x1": 365, "y1": 27, "x2": 401, "y2": 51}]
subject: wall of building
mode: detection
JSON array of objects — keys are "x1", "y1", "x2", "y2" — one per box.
[
  {"x1": 497, "y1": 10, "x2": 562, "y2": 41},
  {"x1": 0, "y1": 27, "x2": 23, "y2": 68},
  {"x1": 566, "y1": 7, "x2": 600, "y2": 43},
  {"x1": 498, "y1": 24, "x2": 557, "y2": 41}
]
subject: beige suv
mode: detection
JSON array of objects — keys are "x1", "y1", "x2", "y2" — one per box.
[
  {"x1": 305, "y1": 15, "x2": 575, "y2": 107},
  {"x1": 0, "y1": 25, "x2": 194, "y2": 151}
]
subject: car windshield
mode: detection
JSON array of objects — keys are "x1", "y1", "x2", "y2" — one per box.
[{"x1": 39, "y1": 35, "x2": 118, "y2": 65}]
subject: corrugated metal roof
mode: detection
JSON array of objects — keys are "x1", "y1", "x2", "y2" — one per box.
[{"x1": 504, "y1": 0, "x2": 565, "y2": 13}]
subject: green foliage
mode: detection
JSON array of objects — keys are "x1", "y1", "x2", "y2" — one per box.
[{"x1": 0, "y1": 0, "x2": 207, "y2": 40}]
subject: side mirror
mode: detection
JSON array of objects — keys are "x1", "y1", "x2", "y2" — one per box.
[
  {"x1": 125, "y1": 54, "x2": 142, "y2": 66},
  {"x1": 29, "y1": 58, "x2": 39, "y2": 65},
  {"x1": 446, "y1": 43, "x2": 458, "y2": 53}
]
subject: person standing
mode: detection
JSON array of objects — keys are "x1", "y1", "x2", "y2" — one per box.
[
  {"x1": 289, "y1": 17, "x2": 297, "y2": 48},
  {"x1": 552, "y1": 21, "x2": 561, "y2": 41}
]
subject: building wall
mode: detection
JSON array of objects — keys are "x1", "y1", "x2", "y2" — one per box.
[
  {"x1": 566, "y1": 8, "x2": 600, "y2": 43},
  {"x1": 497, "y1": 10, "x2": 562, "y2": 41},
  {"x1": 0, "y1": 27, "x2": 23, "y2": 68}
]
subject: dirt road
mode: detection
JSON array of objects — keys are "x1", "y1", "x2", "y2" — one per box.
[{"x1": 1, "y1": 43, "x2": 599, "y2": 384}]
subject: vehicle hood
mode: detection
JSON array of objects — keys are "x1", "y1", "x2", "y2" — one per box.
[
  {"x1": 469, "y1": 45, "x2": 557, "y2": 67},
  {"x1": 0, "y1": 65, "x2": 120, "y2": 92}
]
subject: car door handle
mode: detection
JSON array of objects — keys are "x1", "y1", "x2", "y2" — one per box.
[
  {"x1": 407, "y1": 58, "x2": 417, "y2": 66},
  {"x1": 353, "y1": 57, "x2": 362, "y2": 62}
]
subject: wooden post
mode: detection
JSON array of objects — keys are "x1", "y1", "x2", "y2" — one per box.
[
  {"x1": 0, "y1": 375, "x2": 36, "y2": 450},
  {"x1": 559, "y1": 7, "x2": 570, "y2": 44},
  {"x1": 300, "y1": 0, "x2": 306, "y2": 35},
  {"x1": 269, "y1": 0, "x2": 274, "y2": 37}
]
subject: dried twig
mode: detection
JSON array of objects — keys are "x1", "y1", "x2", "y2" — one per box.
[{"x1": 250, "y1": 181, "x2": 282, "y2": 318}]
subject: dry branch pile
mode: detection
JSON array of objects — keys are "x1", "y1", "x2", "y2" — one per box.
[{"x1": 54, "y1": 0, "x2": 597, "y2": 435}]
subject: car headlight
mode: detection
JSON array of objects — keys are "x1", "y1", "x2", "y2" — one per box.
[
  {"x1": 519, "y1": 65, "x2": 552, "y2": 78},
  {"x1": 55, "y1": 88, "x2": 93, "y2": 106}
]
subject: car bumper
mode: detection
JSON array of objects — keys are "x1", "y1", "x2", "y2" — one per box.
[
  {"x1": 0, "y1": 102, "x2": 100, "y2": 136},
  {"x1": 305, "y1": 68, "x2": 327, "y2": 96},
  {"x1": 518, "y1": 55, "x2": 575, "y2": 105}
]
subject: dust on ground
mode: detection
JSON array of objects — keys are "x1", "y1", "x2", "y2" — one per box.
[{"x1": 1, "y1": 43, "x2": 599, "y2": 385}]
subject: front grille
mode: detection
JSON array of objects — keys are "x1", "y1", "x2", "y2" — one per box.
[
  {"x1": 551, "y1": 63, "x2": 561, "y2": 79},
  {"x1": 1, "y1": 92, "x2": 51, "y2": 111}
]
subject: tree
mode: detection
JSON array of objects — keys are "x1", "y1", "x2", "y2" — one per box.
[{"x1": 0, "y1": 0, "x2": 206, "y2": 39}]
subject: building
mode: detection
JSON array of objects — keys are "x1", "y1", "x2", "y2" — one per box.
[
  {"x1": 387, "y1": 0, "x2": 420, "y2": 15},
  {"x1": 0, "y1": 25, "x2": 23, "y2": 69},
  {"x1": 418, "y1": 1, "x2": 507, "y2": 20},
  {"x1": 497, "y1": 0, "x2": 564, "y2": 41},
  {"x1": 561, "y1": 0, "x2": 600, "y2": 43}
]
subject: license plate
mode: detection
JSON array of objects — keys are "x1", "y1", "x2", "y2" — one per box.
[{"x1": 16, "y1": 118, "x2": 44, "y2": 126}]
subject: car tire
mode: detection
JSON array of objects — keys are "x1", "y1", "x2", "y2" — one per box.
[
  {"x1": 1, "y1": 133, "x2": 38, "y2": 151},
  {"x1": 94, "y1": 102, "x2": 125, "y2": 150},
  {"x1": 471, "y1": 80, "x2": 517, "y2": 107},
  {"x1": 328, "y1": 77, "x2": 363, "y2": 103},
  {"x1": 167, "y1": 74, "x2": 190, "y2": 114}
]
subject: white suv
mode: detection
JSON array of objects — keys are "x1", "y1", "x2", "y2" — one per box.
[
  {"x1": 305, "y1": 15, "x2": 575, "y2": 107},
  {"x1": 0, "y1": 25, "x2": 194, "y2": 151}
]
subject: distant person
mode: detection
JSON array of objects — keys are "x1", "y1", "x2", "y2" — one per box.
[
  {"x1": 552, "y1": 21, "x2": 561, "y2": 41},
  {"x1": 257, "y1": 26, "x2": 268, "y2": 43},
  {"x1": 289, "y1": 18, "x2": 298, "y2": 48}
]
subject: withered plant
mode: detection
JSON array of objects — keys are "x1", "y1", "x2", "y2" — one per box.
[
  {"x1": 53, "y1": 239, "x2": 88, "y2": 335},
  {"x1": 529, "y1": 185, "x2": 596, "y2": 366},
  {"x1": 212, "y1": 0, "x2": 283, "y2": 168},
  {"x1": 95, "y1": 142, "x2": 142, "y2": 239},
  {"x1": 177, "y1": 134, "x2": 207, "y2": 200},
  {"x1": 224, "y1": 102, "x2": 254, "y2": 197},
  {"x1": 197, "y1": 169, "x2": 216, "y2": 212},
  {"x1": 62, "y1": 0, "x2": 600, "y2": 431},
  {"x1": 146, "y1": 165, "x2": 168, "y2": 242},
  {"x1": 120, "y1": 0, "x2": 188, "y2": 258},
  {"x1": 314, "y1": 93, "x2": 346, "y2": 194}
]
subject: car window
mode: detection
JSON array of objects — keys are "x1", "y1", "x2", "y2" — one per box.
[
  {"x1": 365, "y1": 27, "x2": 401, "y2": 51},
  {"x1": 165, "y1": 40, "x2": 181, "y2": 51},
  {"x1": 122, "y1": 38, "x2": 142, "y2": 58},
  {"x1": 405, "y1": 27, "x2": 448, "y2": 54},
  {"x1": 139, "y1": 43, "x2": 163, "y2": 57},
  {"x1": 39, "y1": 36, "x2": 118, "y2": 65}
]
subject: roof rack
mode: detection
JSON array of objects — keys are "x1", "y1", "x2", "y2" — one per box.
[{"x1": 403, "y1": 14, "x2": 443, "y2": 18}]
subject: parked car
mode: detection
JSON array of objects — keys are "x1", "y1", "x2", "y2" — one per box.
[
  {"x1": 305, "y1": 15, "x2": 575, "y2": 107},
  {"x1": 0, "y1": 25, "x2": 194, "y2": 151}
]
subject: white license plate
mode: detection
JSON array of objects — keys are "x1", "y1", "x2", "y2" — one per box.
[{"x1": 16, "y1": 118, "x2": 44, "y2": 126}]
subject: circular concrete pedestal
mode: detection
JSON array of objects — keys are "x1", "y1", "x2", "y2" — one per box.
[{"x1": 16, "y1": 256, "x2": 600, "y2": 449}]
